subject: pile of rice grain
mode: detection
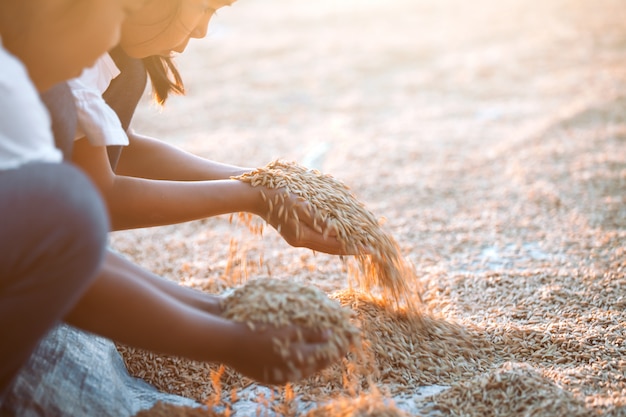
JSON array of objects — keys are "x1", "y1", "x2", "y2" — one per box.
[
  {"x1": 295, "y1": 288, "x2": 494, "y2": 400},
  {"x1": 233, "y1": 160, "x2": 421, "y2": 308},
  {"x1": 333, "y1": 289, "x2": 494, "y2": 387},
  {"x1": 116, "y1": 344, "x2": 245, "y2": 402},
  {"x1": 221, "y1": 278, "x2": 361, "y2": 367},
  {"x1": 424, "y1": 362, "x2": 594, "y2": 417}
]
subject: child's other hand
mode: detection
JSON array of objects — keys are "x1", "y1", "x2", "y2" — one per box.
[
  {"x1": 225, "y1": 321, "x2": 344, "y2": 385},
  {"x1": 260, "y1": 187, "x2": 356, "y2": 256}
]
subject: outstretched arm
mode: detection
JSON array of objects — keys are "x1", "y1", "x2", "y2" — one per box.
[
  {"x1": 105, "y1": 250, "x2": 222, "y2": 314},
  {"x1": 115, "y1": 130, "x2": 249, "y2": 181},
  {"x1": 64, "y1": 250, "x2": 339, "y2": 385},
  {"x1": 72, "y1": 138, "x2": 351, "y2": 255}
]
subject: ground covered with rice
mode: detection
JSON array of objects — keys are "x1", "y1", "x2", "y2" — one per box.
[{"x1": 112, "y1": 0, "x2": 625, "y2": 415}]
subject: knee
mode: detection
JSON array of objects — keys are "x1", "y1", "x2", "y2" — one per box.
[
  {"x1": 1, "y1": 162, "x2": 110, "y2": 290},
  {"x1": 49, "y1": 164, "x2": 110, "y2": 261}
]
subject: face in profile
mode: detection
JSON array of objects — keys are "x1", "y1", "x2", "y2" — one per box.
[{"x1": 119, "y1": 0, "x2": 237, "y2": 59}]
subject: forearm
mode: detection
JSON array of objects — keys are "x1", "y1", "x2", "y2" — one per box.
[
  {"x1": 72, "y1": 139, "x2": 349, "y2": 254},
  {"x1": 109, "y1": 176, "x2": 261, "y2": 230},
  {"x1": 116, "y1": 132, "x2": 249, "y2": 181},
  {"x1": 64, "y1": 250, "x2": 347, "y2": 384},
  {"x1": 109, "y1": 174, "x2": 351, "y2": 254},
  {"x1": 72, "y1": 138, "x2": 262, "y2": 230},
  {"x1": 105, "y1": 250, "x2": 221, "y2": 314},
  {"x1": 64, "y1": 251, "x2": 235, "y2": 363}
]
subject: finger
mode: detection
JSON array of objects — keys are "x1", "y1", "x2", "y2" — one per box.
[
  {"x1": 290, "y1": 199, "x2": 315, "y2": 227},
  {"x1": 296, "y1": 327, "x2": 331, "y2": 344},
  {"x1": 298, "y1": 343, "x2": 335, "y2": 371},
  {"x1": 293, "y1": 334, "x2": 345, "y2": 366},
  {"x1": 272, "y1": 368, "x2": 285, "y2": 384},
  {"x1": 294, "y1": 223, "x2": 350, "y2": 255}
]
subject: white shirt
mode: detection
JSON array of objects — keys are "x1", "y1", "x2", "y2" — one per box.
[
  {"x1": 68, "y1": 53, "x2": 129, "y2": 147},
  {"x1": 0, "y1": 40, "x2": 62, "y2": 170}
]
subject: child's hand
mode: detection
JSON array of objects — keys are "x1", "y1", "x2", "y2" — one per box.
[
  {"x1": 259, "y1": 187, "x2": 355, "y2": 256},
  {"x1": 224, "y1": 321, "x2": 344, "y2": 385}
]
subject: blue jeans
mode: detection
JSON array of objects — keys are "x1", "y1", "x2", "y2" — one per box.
[{"x1": 0, "y1": 162, "x2": 109, "y2": 396}]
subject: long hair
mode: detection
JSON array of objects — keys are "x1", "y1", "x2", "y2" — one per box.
[
  {"x1": 136, "y1": 0, "x2": 185, "y2": 106},
  {"x1": 142, "y1": 55, "x2": 184, "y2": 105}
]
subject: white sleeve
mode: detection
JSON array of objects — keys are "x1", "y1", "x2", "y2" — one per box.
[
  {"x1": 0, "y1": 43, "x2": 62, "y2": 170},
  {"x1": 68, "y1": 54, "x2": 129, "y2": 147}
]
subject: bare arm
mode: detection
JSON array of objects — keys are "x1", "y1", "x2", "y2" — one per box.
[
  {"x1": 64, "y1": 250, "x2": 338, "y2": 384},
  {"x1": 115, "y1": 130, "x2": 249, "y2": 181},
  {"x1": 74, "y1": 137, "x2": 260, "y2": 229},
  {"x1": 72, "y1": 138, "x2": 351, "y2": 254},
  {"x1": 106, "y1": 250, "x2": 222, "y2": 314}
]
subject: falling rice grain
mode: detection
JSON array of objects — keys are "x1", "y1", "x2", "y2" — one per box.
[{"x1": 233, "y1": 160, "x2": 422, "y2": 310}]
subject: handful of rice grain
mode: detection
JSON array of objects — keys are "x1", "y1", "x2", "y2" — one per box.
[
  {"x1": 220, "y1": 278, "x2": 360, "y2": 366},
  {"x1": 233, "y1": 160, "x2": 421, "y2": 308}
]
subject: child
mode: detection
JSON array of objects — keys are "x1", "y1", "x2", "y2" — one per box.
[
  {"x1": 0, "y1": 0, "x2": 347, "y2": 410},
  {"x1": 0, "y1": 0, "x2": 144, "y2": 397}
]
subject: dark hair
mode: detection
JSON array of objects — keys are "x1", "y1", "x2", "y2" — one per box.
[
  {"x1": 143, "y1": 55, "x2": 184, "y2": 105},
  {"x1": 135, "y1": 0, "x2": 185, "y2": 106}
]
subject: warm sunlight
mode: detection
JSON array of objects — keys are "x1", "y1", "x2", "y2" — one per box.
[{"x1": 111, "y1": 0, "x2": 626, "y2": 415}]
